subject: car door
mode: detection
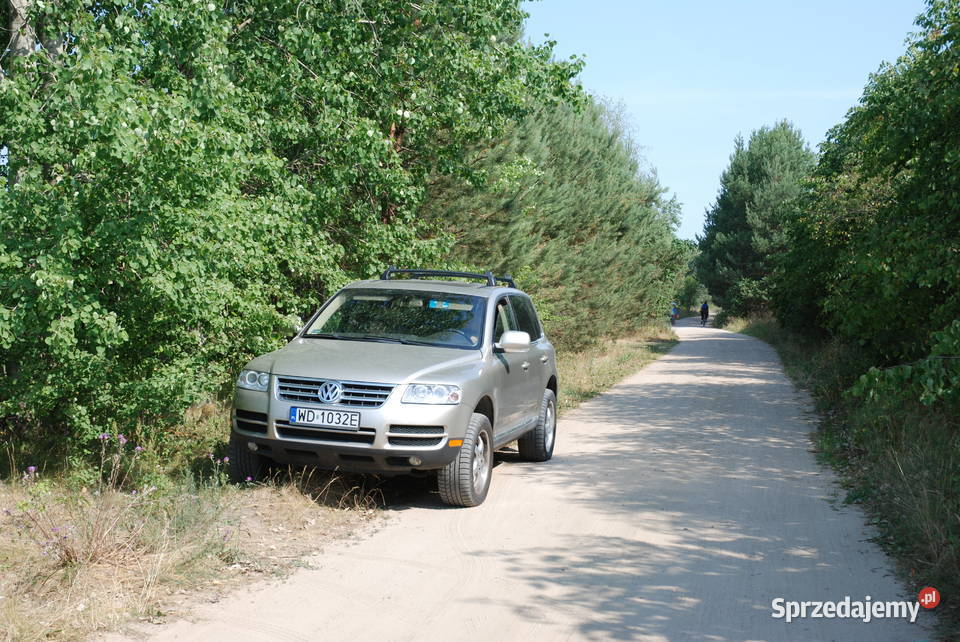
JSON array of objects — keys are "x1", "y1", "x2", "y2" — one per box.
[
  {"x1": 509, "y1": 294, "x2": 549, "y2": 422},
  {"x1": 491, "y1": 296, "x2": 531, "y2": 438}
]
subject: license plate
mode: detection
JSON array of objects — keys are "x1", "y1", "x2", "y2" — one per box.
[{"x1": 288, "y1": 407, "x2": 360, "y2": 431}]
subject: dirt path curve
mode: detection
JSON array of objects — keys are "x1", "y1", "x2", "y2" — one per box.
[{"x1": 133, "y1": 319, "x2": 931, "y2": 640}]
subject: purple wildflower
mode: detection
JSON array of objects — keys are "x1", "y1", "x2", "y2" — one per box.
[
  {"x1": 245, "y1": 476, "x2": 252, "y2": 482},
  {"x1": 118, "y1": 434, "x2": 128, "y2": 445},
  {"x1": 223, "y1": 456, "x2": 229, "y2": 463},
  {"x1": 98, "y1": 433, "x2": 110, "y2": 440},
  {"x1": 134, "y1": 445, "x2": 144, "y2": 452},
  {"x1": 27, "y1": 466, "x2": 36, "y2": 474}
]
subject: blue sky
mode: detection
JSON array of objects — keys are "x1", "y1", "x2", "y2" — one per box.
[{"x1": 522, "y1": 0, "x2": 927, "y2": 240}]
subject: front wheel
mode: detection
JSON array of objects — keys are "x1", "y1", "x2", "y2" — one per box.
[
  {"x1": 228, "y1": 432, "x2": 268, "y2": 483},
  {"x1": 518, "y1": 389, "x2": 557, "y2": 462},
  {"x1": 438, "y1": 413, "x2": 493, "y2": 507}
]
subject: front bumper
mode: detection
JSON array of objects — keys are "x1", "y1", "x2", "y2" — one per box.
[{"x1": 232, "y1": 385, "x2": 470, "y2": 474}]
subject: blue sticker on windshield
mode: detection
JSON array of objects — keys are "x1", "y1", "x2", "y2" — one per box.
[{"x1": 428, "y1": 300, "x2": 450, "y2": 309}]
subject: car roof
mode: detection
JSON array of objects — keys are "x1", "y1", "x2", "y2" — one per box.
[{"x1": 345, "y1": 279, "x2": 522, "y2": 298}]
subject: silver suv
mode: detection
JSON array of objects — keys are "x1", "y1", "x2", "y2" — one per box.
[{"x1": 229, "y1": 267, "x2": 558, "y2": 506}]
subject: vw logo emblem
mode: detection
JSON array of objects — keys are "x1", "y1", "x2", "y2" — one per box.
[{"x1": 317, "y1": 381, "x2": 343, "y2": 405}]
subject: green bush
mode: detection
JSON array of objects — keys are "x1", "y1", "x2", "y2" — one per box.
[
  {"x1": 0, "y1": 0, "x2": 580, "y2": 459},
  {"x1": 852, "y1": 320, "x2": 960, "y2": 411}
]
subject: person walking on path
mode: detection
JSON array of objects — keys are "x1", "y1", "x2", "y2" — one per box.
[{"x1": 700, "y1": 300, "x2": 709, "y2": 326}]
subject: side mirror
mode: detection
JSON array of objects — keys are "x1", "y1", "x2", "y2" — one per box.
[{"x1": 496, "y1": 330, "x2": 531, "y2": 353}]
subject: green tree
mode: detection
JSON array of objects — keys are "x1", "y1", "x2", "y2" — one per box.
[
  {"x1": 673, "y1": 240, "x2": 707, "y2": 313},
  {"x1": 0, "y1": 0, "x2": 580, "y2": 455},
  {"x1": 422, "y1": 97, "x2": 684, "y2": 350},
  {"x1": 695, "y1": 121, "x2": 815, "y2": 316},
  {"x1": 773, "y1": 0, "x2": 960, "y2": 364}
]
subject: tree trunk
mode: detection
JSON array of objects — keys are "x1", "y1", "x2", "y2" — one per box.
[{"x1": 7, "y1": 0, "x2": 37, "y2": 57}]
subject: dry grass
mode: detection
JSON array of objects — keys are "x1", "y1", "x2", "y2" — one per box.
[
  {"x1": 556, "y1": 325, "x2": 677, "y2": 415},
  {"x1": 0, "y1": 466, "x2": 375, "y2": 641}
]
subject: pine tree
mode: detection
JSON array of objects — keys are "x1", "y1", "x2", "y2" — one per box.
[
  {"x1": 695, "y1": 121, "x2": 814, "y2": 316},
  {"x1": 422, "y1": 97, "x2": 684, "y2": 350}
]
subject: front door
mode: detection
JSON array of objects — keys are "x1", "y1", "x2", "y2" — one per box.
[{"x1": 491, "y1": 297, "x2": 532, "y2": 439}]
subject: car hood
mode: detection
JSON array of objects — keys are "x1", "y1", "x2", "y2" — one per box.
[{"x1": 247, "y1": 338, "x2": 483, "y2": 384}]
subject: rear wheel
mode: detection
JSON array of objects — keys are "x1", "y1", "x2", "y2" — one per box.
[
  {"x1": 518, "y1": 389, "x2": 556, "y2": 462},
  {"x1": 228, "y1": 432, "x2": 268, "y2": 483},
  {"x1": 438, "y1": 413, "x2": 493, "y2": 507}
]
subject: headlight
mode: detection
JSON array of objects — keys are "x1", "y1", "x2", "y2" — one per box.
[
  {"x1": 237, "y1": 369, "x2": 270, "y2": 392},
  {"x1": 402, "y1": 383, "x2": 462, "y2": 405}
]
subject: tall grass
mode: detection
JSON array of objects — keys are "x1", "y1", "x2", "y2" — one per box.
[
  {"x1": 724, "y1": 315, "x2": 960, "y2": 636},
  {"x1": 0, "y1": 433, "x2": 374, "y2": 641},
  {"x1": 1, "y1": 446, "x2": 236, "y2": 640}
]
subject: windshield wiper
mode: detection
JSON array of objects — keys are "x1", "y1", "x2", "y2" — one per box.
[
  {"x1": 303, "y1": 333, "x2": 405, "y2": 344},
  {"x1": 396, "y1": 338, "x2": 442, "y2": 346}
]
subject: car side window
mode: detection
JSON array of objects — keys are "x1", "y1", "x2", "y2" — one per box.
[
  {"x1": 493, "y1": 298, "x2": 517, "y2": 341},
  {"x1": 509, "y1": 295, "x2": 542, "y2": 340}
]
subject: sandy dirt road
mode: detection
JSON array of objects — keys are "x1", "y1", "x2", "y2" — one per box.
[{"x1": 130, "y1": 318, "x2": 932, "y2": 641}]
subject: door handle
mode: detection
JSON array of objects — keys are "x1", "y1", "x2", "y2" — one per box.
[
  {"x1": 521, "y1": 361, "x2": 530, "y2": 371},
  {"x1": 540, "y1": 355, "x2": 549, "y2": 363}
]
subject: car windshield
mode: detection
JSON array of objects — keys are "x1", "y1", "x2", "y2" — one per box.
[{"x1": 303, "y1": 288, "x2": 486, "y2": 349}]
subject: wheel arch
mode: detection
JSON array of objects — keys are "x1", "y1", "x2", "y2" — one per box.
[{"x1": 474, "y1": 395, "x2": 494, "y2": 429}]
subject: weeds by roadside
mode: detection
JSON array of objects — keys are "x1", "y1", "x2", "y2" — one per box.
[
  {"x1": 0, "y1": 436, "x2": 374, "y2": 641},
  {"x1": 720, "y1": 314, "x2": 959, "y2": 637}
]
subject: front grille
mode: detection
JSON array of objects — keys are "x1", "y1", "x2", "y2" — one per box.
[
  {"x1": 387, "y1": 425, "x2": 445, "y2": 447},
  {"x1": 234, "y1": 409, "x2": 268, "y2": 434},
  {"x1": 276, "y1": 376, "x2": 394, "y2": 408},
  {"x1": 275, "y1": 421, "x2": 376, "y2": 444}
]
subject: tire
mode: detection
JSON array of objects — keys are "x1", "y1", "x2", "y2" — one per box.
[
  {"x1": 518, "y1": 389, "x2": 557, "y2": 462},
  {"x1": 228, "y1": 432, "x2": 268, "y2": 483},
  {"x1": 438, "y1": 413, "x2": 493, "y2": 507}
]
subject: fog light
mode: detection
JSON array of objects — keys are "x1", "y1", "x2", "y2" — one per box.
[
  {"x1": 408, "y1": 456, "x2": 423, "y2": 466},
  {"x1": 247, "y1": 441, "x2": 259, "y2": 452}
]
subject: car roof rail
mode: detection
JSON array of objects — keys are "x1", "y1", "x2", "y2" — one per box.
[{"x1": 381, "y1": 266, "x2": 515, "y2": 289}]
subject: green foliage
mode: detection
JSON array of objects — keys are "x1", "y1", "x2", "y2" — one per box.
[
  {"x1": 853, "y1": 320, "x2": 960, "y2": 409},
  {"x1": 672, "y1": 240, "x2": 706, "y2": 312},
  {"x1": 422, "y1": 97, "x2": 684, "y2": 350},
  {"x1": 675, "y1": 275, "x2": 707, "y2": 314},
  {"x1": 695, "y1": 121, "x2": 815, "y2": 316},
  {"x1": 0, "y1": 0, "x2": 580, "y2": 457},
  {"x1": 774, "y1": 1, "x2": 960, "y2": 363}
]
